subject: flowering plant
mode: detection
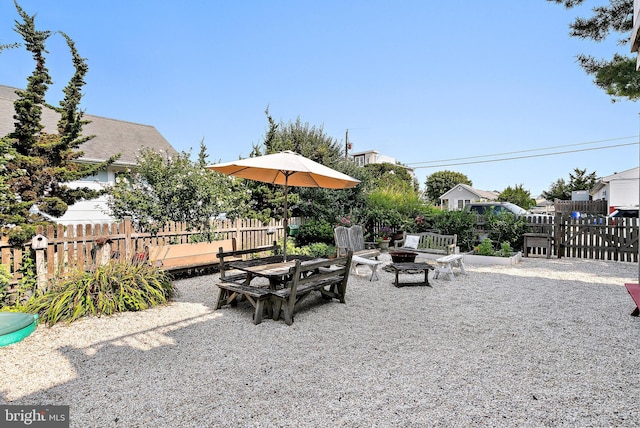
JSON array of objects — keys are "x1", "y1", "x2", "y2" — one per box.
[
  {"x1": 335, "y1": 215, "x2": 353, "y2": 227},
  {"x1": 378, "y1": 226, "x2": 393, "y2": 240}
]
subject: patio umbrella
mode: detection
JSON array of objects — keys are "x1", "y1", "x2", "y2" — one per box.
[{"x1": 207, "y1": 150, "x2": 360, "y2": 260}]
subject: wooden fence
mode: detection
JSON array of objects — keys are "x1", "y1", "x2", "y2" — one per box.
[
  {"x1": 0, "y1": 217, "x2": 301, "y2": 285},
  {"x1": 522, "y1": 214, "x2": 638, "y2": 262},
  {"x1": 1, "y1": 213, "x2": 638, "y2": 286},
  {"x1": 554, "y1": 199, "x2": 608, "y2": 216}
]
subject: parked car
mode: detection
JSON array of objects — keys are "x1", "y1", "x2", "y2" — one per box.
[
  {"x1": 607, "y1": 207, "x2": 639, "y2": 224},
  {"x1": 464, "y1": 202, "x2": 528, "y2": 217}
]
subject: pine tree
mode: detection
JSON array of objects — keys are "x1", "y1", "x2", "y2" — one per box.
[{"x1": 1, "y1": 3, "x2": 117, "y2": 241}]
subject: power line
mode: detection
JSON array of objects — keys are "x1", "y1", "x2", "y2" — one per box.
[
  {"x1": 407, "y1": 136, "x2": 638, "y2": 167},
  {"x1": 411, "y1": 141, "x2": 639, "y2": 169}
]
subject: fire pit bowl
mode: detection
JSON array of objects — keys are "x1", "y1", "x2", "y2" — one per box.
[{"x1": 389, "y1": 250, "x2": 418, "y2": 263}]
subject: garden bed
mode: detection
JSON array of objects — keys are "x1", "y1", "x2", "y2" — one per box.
[{"x1": 463, "y1": 251, "x2": 522, "y2": 266}]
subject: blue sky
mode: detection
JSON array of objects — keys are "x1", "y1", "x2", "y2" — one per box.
[{"x1": 1, "y1": 0, "x2": 639, "y2": 198}]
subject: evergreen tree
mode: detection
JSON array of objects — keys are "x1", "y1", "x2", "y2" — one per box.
[
  {"x1": 541, "y1": 167, "x2": 598, "y2": 200},
  {"x1": 498, "y1": 184, "x2": 536, "y2": 209},
  {"x1": 2, "y1": 3, "x2": 116, "y2": 237},
  {"x1": 239, "y1": 109, "x2": 369, "y2": 225},
  {"x1": 549, "y1": 0, "x2": 640, "y2": 101}
]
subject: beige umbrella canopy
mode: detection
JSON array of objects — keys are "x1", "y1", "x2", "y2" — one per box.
[{"x1": 207, "y1": 150, "x2": 360, "y2": 260}]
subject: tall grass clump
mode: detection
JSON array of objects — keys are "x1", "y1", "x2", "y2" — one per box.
[{"x1": 26, "y1": 261, "x2": 174, "y2": 326}]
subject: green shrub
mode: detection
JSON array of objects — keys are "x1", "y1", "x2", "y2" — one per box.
[
  {"x1": 306, "y1": 242, "x2": 336, "y2": 258},
  {"x1": 475, "y1": 238, "x2": 496, "y2": 256},
  {"x1": 25, "y1": 261, "x2": 174, "y2": 326},
  {"x1": 4, "y1": 224, "x2": 37, "y2": 246},
  {"x1": 496, "y1": 241, "x2": 514, "y2": 257},
  {"x1": 297, "y1": 219, "x2": 334, "y2": 245},
  {"x1": 433, "y1": 210, "x2": 477, "y2": 252},
  {"x1": 485, "y1": 213, "x2": 527, "y2": 251},
  {"x1": 474, "y1": 239, "x2": 514, "y2": 257},
  {"x1": 0, "y1": 264, "x2": 12, "y2": 303}
]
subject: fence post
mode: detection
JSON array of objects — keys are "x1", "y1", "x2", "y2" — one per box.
[
  {"x1": 31, "y1": 234, "x2": 48, "y2": 291},
  {"x1": 554, "y1": 213, "x2": 563, "y2": 258},
  {"x1": 124, "y1": 218, "x2": 133, "y2": 259}
]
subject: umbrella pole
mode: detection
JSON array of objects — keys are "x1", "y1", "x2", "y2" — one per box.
[{"x1": 283, "y1": 179, "x2": 288, "y2": 262}]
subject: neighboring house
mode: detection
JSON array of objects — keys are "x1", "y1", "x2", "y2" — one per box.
[
  {"x1": 438, "y1": 183, "x2": 499, "y2": 211},
  {"x1": 350, "y1": 149, "x2": 415, "y2": 178},
  {"x1": 590, "y1": 166, "x2": 639, "y2": 214},
  {"x1": 0, "y1": 84, "x2": 178, "y2": 224}
]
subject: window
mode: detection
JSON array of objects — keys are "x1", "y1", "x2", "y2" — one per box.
[{"x1": 78, "y1": 170, "x2": 108, "y2": 183}]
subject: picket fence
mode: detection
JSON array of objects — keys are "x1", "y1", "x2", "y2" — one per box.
[{"x1": 0, "y1": 217, "x2": 300, "y2": 285}]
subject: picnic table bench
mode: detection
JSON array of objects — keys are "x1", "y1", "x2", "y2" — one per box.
[
  {"x1": 216, "y1": 241, "x2": 279, "y2": 283},
  {"x1": 214, "y1": 251, "x2": 353, "y2": 325},
  {"x1": 272, "y1": 252, "x2": 353, "y2": 325}
]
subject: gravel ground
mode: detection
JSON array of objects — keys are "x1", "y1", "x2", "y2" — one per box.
[{"x1": 1, "y1": 254, "x2": 639, "y2": 427}]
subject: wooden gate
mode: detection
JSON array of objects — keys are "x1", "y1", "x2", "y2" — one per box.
[{"x1": 554, "y1": 217, "x2": 638, "y2": 262}]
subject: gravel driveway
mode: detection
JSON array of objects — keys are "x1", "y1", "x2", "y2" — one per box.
[{"x1": 1, "y1": 255, "x2": 639, "y2": 427}]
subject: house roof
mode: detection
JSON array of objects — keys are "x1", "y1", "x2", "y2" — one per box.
[
  {"x1": 439, "y1": 183, "x2": 499, "y2": 200},
  {"x1": 0, "y1": 84, "x2": 177, "y2": 166},
  {"x1": 590, "y1": 166, "x2": 639, "y2": 195}
]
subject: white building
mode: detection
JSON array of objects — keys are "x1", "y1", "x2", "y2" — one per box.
[
  {"x1": 438, "y1": 183, "x2": 499, "y2": 211},
  {"x1": 350, "y1": 149, "x2": 415, "y2": 178},
  {"x1": 590, "y1": 167, "x2": 639, "y2": 213},
  {"x1": 0, "y1": 84, "x2": 177, "y2": 224}
]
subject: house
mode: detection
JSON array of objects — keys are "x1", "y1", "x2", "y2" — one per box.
[
  {"x1": 590, "y1": 166, "x2": 639, "y2": 214},
  {"x1": 0, "y1": 84, "x2": 178, "y2": 224},
  {"x1": 438, "y1": 183, "x2": 499, "y2": 211},
  {"x1": 350, "y1": 149, "x2": 415, "y2": 178}
]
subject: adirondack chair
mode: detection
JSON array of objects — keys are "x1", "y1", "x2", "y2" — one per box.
[{"x1": 334, "y1": 225, "x2": 380, "y2": 259}]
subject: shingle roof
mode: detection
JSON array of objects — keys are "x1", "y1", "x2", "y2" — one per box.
[
  {"x1": 440, "y1": 183, "x2": 499, "y2": 200},
  {"x1": 0, "y1": 84, "x2": 177, "y2": 165}
]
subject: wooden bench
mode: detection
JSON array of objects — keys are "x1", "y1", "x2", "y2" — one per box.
[
  {"x1": 215, "y1": 282, "x2": 274, "y2": 324},
  {"x1": 625, "y1": 283, "x2": 640, "y2": 316},
  {"x1": 271, "y1": 252, "x2": 353, "y2": 325},
  {"x1": 434, "y1": 254, "x2": 466, "y2": 281},
  {"x1": 398, "y1": 232, "x2": 457, "y2": 255},
  {"x1": 148, "y1": 238, "x2": 237, "y2": 274},
  {"x1": 216, "y1": 241, "x2": 279, "y2": 284}
]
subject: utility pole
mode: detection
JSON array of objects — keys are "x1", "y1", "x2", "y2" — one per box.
[
  {"x1": 345, "y1": 129, "x2": 349, "y2": 158},
  {"x1": 345, "y1": 129, "x2": 353, "y2": 159}
]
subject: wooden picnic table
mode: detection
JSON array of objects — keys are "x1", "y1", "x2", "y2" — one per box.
[
  {"x1": 228, "y1": 255, "x2": 317, "y2": 288},
  {"x1": 215, "y1": 254, "x2": 351, "y2": 324}
]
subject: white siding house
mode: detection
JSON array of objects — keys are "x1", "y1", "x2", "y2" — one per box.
[
  {"x1": 590, "y1": 167, "x2": 639, "y2": 213},
  {"x1": 0, "y1": 84, "x2": 178, "y2": 224},
  {"x1": 439, "y1": 183, "x2": 499, "y2": 211},
  {"x1": 350, "y1": 149, "x2": 415, "y2": 179}
]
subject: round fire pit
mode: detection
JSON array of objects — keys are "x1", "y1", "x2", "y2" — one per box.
[{"x1": 389, "y1": 250, "x2": 418, "y2": 263}]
